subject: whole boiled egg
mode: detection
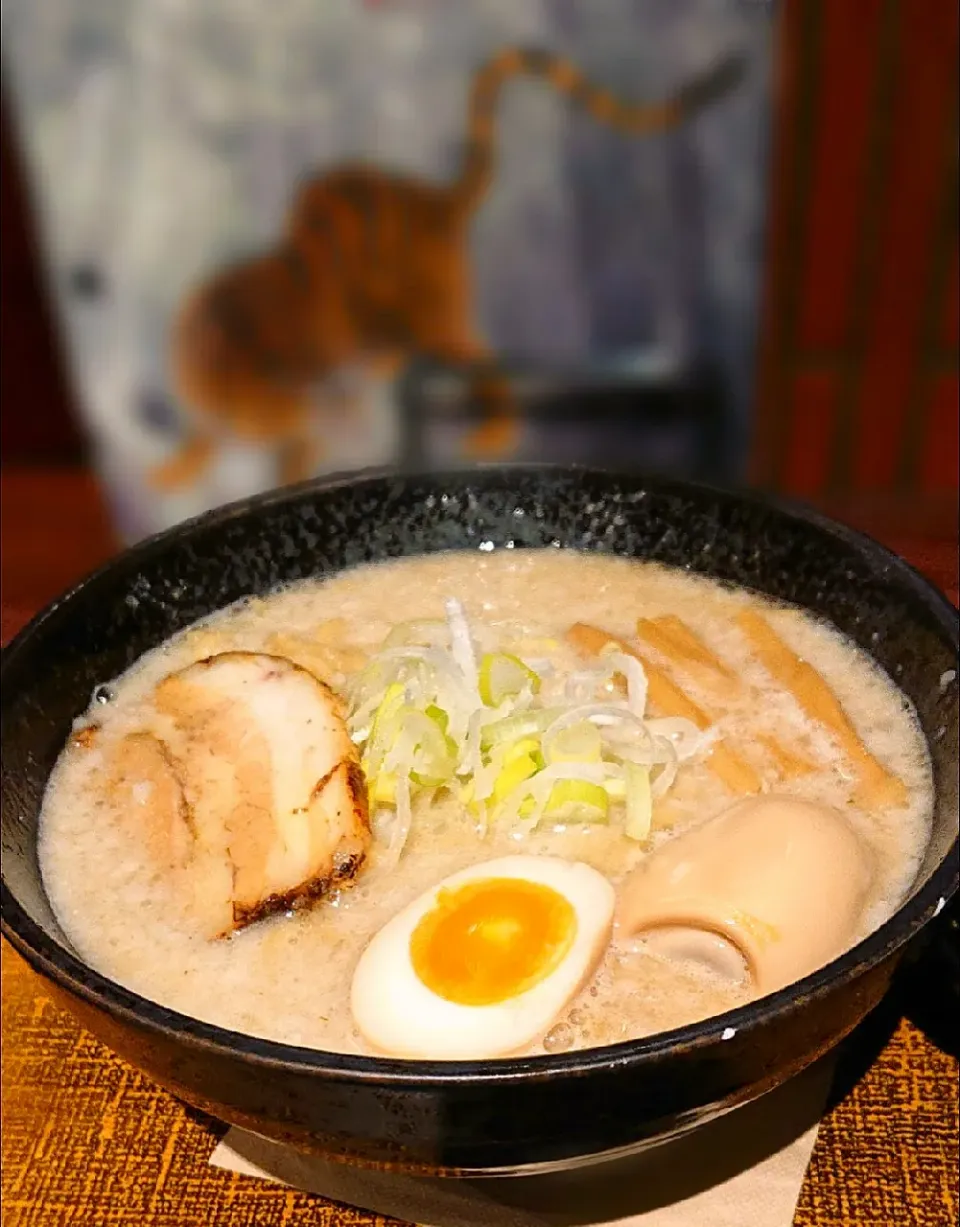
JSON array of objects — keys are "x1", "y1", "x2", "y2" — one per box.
[{"x1": 350, "y1": 855, "x2": 615, "y2": 1059}]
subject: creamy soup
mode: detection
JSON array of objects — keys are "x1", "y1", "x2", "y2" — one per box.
[{"x1": 39, "y1": 551, "x2": 933, "y2": 1057}]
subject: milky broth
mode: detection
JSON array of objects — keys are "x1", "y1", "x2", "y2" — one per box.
[{"x1": 38, "y1": 551, "x2": 933, "y2": 1055}]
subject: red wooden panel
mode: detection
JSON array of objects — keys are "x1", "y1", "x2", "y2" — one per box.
[
  {"x1": 943, "y1": 237, "x2": 959, "y2": 350},
  {"x1": 750, "y1": 0, "x2": 805, "y2": 485},
  {"x1": 796, "y1": 0, "x2": 884, "y2": 351},
  {"x1": 919, "y1": 373, "x2": 959, "y2": 491},
  {"x1": 781, "y1": 371, "x2": 839, "y2": 496},
  {"x1": 851, "y1": 3, "x2": 958, "y2": 490}
]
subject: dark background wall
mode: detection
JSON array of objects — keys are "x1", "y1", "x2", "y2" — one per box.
[{"x1": 1, "y1": 93, "x2": 84, "y2": 460}]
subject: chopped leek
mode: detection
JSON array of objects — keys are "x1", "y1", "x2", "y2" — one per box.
[
  {"x1": 598, "y1": 645, "x2": 649, "y2": 716},
  {"x1": 544, "y1": 721, "x2": 602, "y2": 765},
  {"x1": 370, "y1": 772, "x2": 398, "y2": 806},
  {"x1": 445, "y1": 597, "x2": 478, "y2": 693},
  {"x1": 503, "y1": 736, "x2": 544, "y2": 767},
  {"x1": 369, "y1": 681, "x2": 405, "y2": 744},
  {"x1": 478, "y1": 652, "x2": 542, "y2": 707},
  {"x1": 480, "y1": 708, "x2": 562, "y2": 752},
  {"x1": 492, "y1": 753, "x2": 540, "y2": 804},
  {"x1": 624, "y1": 764, "x2": 653, "y2": 841},
  {"x1": 543, "y1": 779, "x2": 609, "y2": 823},
  {"x1": 349, "y1": 596, "x2": 709, "y2": 847}
]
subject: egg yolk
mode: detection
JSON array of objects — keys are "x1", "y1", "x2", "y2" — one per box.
[{"x1": 409, "y1": 877, "x2": 578, "y2": 1006}]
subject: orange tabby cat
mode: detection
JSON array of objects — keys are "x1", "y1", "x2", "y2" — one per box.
[{"x1": 154, "y1": 48, "x2": 743, "y2": 491}]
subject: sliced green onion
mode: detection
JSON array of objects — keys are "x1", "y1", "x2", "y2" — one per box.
[
  {"x1": 384, "y1": 707, "x2": 457, "y2": 787},
  {"x1": 598, "y1": 645, "x2": 649, "y2": 716},
  {"x1": 350, "y1": 596, "x2": 697, "y2": 850},
  {"x1": 645, "y1": 717, "x2": 709, "y2": 762},
  {"x1": 423, "y1": 703, "x2": 458, "y2": 766},
  {"x1": 624, "y1": 764, "x2": 653, "y2": 842},
  {"x1": 544, "y1": 721, "x2": 602, "y2": 766},
  {"x1": 370, "y1": 773, "x2": 398, "y2": 806},
  {"x1": 409, "y1": 769, "x2": 453, "y2": 788},
  {"x1": 369, "y1": 681, "x2": 405, "y2": 739},
  {"x1": 491, "y1": 753, "x2": 540, "y2": 805},
  {"x1": 502, "y1": 736, "x2": 544, "y2": 768},
  {"x1": 480, "y1": 708, "x2": 563, "y2": 752},
  {"x1": 445, "y1": 597, "x2": 478, "y2": 692},
  {"x1": 542, "y1": 779, "x2": 609, "y2": 823},
  {"x1": 478, "y1": 652, "x2": 542, "y2": 707}
]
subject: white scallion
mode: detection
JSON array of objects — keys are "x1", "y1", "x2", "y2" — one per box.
[
  {"x1": 598, "y1": 646, "x2": 649, "y2": 717},
  {"x1": 349, "y1": 597, "x2": 711, "y2": 850},
  {"x1": 445, "y1": 597, "x2": 479, "y2": 693}
]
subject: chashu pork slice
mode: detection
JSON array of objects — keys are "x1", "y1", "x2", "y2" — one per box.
[
  {"x1": 97, "y1": 728, "x2": 233, "y2": 937},
  {"x1": 101, "y1": 730, "x2": 198, "y2": 871},
  {"x1": 150, "y1": 651, "x2": 370, "y2": 937}
]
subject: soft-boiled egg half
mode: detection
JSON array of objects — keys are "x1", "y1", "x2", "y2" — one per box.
[{"x1": 350, "y1": 855, "x2": 615, "y2": 1059}]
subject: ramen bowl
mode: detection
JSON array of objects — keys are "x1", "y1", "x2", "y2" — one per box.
[{"x1": 2, "y1": 466, "x2": 957, "y2": 1176}]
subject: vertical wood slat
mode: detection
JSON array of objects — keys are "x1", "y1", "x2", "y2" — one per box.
[
  {"x1": 796, "y1": 1, "x2": 885, "y2": 352},
  {"x1": 752, "y1": 0, "x2": 958, "y2": 501},
  {"x1": 849, "y1": 2, "x2": 958, "y2": 491},
  {"x1": 780, "y1": 370, "x2": 839, "y2": 496},
  {"x1": 897, "y1": 100, "x2": 958, "y2": 492},
  {"x1": 919, "y1": 373, "x2": 960, "y2": 491},
  {"x1": 749, "y1": 0, "x2": 807, "y2": 487},
  {"x1": 824, "y1": 0, "x2": 903, "y2": 493},
  {"x1": 943, "y1": 238, "x2": 959, "y2": 351}
]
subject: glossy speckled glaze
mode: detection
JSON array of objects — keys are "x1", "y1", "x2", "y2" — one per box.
[{"x1": 2, "y1": 466, "x2": 957, "y2": 1175}]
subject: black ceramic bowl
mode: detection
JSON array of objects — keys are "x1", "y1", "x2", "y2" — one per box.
[{"x1": 2, "y1": 466, "x2": 957, "y2": 1177}]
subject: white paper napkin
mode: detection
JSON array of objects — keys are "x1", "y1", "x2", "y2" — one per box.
[{"x1": 210, "y1": 1057, "x2": 834, "y2": 1227}]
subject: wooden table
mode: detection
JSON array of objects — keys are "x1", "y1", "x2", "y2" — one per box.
[{"x1": 2, "y1": 466, "x2": 958, "y2": 1227}]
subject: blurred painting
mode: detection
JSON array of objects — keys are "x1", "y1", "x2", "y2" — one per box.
[{"x1": 2, "y1": 0, "x2": 776, "y2": 542}]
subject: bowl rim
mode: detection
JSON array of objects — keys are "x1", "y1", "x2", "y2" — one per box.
[{"x1": 2, "y1": 462, "x2": 958, "y2": 1088}]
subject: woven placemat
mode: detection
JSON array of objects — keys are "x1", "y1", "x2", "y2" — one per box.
[{"x1": 2, "y1": 942, "x2": 957, "y2": 1226}]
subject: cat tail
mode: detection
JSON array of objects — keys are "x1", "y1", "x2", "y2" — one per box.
[{"x1": 453, "y1": 47, "x2": 747, "y2": 214}]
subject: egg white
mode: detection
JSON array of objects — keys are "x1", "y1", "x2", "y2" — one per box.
[{"x1": 349, "y1": 855, "x2": 615, "y2": 1060}]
